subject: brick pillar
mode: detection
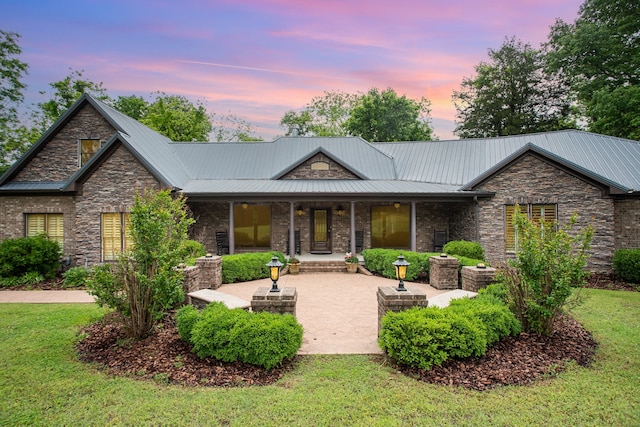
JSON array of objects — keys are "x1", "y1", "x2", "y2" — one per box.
[
  {"x1": 377, "y1": 286, "x2": 428, "y2": 333},
  {"x1": 251, "y1": 287, "x2": 297, "y2": 316},
  {"x1": 461, "y1": 265, "x2": 496, "y2": 292},
  {"x1": 429, "y1": 255, "x2": 459, "y2": 290},
  {"x1": 195, "y1": 255, "x2": 222, "y2": 290}
]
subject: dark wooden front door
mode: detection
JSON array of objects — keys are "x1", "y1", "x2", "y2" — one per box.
[{"x1": 310, "y1": 208, "x2": 332, "y2": 253}]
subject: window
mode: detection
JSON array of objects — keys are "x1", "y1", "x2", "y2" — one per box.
[
  {"x1": 102, "y1": 213, "x2": 131, "y2": 261},
  {"x1": 505, "y1": 204, "x2": 557, "y2": 252},
  {"x1": 79, "y1": 139, "x2": 101, "y2": 166},
  {"x1": 234, "y1": 205, "x2": 271, "y2": 248},
  {"x1": 371, "y1": 204, "x2": 410, "y2": 248},
  {"x1": 311, "y1": 161, "x2": 329, "y2": 170},
  {"x1": 25, "y1": 213, "x2": 64, "y2": 249}
]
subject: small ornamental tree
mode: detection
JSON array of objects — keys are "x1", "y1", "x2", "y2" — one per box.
[
  {"x1": 500, "y1": 207, "x2": 593, "y2": 335},
  {"x1": 88, "y1": 189, "x2": 195, "y2": 339}
]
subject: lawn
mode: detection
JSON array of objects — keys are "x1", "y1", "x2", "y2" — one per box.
[{"x1": 0, "y1": 288, "x2": 638, "y2": 426}]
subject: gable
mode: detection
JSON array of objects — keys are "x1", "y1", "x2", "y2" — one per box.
[
  {"x1": 279, "y1": 152, "x2": 360, "y2": 180},
  {"x1": 12, "y1": 103, "x2": 117, "y2": 183}
]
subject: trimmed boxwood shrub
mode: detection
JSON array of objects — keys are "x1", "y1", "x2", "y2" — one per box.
[
  {"x1": 0, "y1": 236, "x2": 61, "y2": 279},
  {"x1": 443, "y1": 240, "x2": 485, "y2": 260},
  {"x1": 361, "y1": 249, "x2": 436, "y2": 281},
  {"x1": 62, "y1": 266, "x2": 91, "y2": 288},
  {"x1": 178, "y1": 239, "x2": 206, "y2": 265},
  {"x1": 221, "y1": 251, "x2": 286, "y2": 284},
  {"x1": 378, "y1": 297, "x2": 520, "y2": 370},
  {"x1": 613, "y1": 248, "x2": 640, "y2": 284},
  {"x1": 177, "y1": 301, "x2": 303, "y2": 370}
]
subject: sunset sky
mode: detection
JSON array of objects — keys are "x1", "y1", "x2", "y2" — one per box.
[{"x1": 1, "y1": 0, "x2": 583, "y2": 140}]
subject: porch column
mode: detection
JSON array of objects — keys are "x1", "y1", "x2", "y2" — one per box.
[
  {"x1": 350, "y1": 201, "x2": 356, "y2": 254},
  {"x1": 228, "y1": 202, "x2": 235, "y2": 254},
  {"x1": 289, "y1": 202, "x2": 295, "y2": 257},
  {"x1": 410, "y1": 201, "x2": 417, "y2": 252}
]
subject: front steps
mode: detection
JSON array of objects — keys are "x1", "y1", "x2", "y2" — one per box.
[{"x1": 286, "y1": 260, "x2": 371, "y2": 274}]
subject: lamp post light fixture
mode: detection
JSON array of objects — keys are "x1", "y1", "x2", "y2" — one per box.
[
  {"x1": 393, "y1": 254, "x2": 410, "y2": 291},
  {"x1": 267, "y1": 255, "x2": 283, "y2": 292}
]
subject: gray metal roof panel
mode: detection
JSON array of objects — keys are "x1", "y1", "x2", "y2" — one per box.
[{"x1": 0, "y1": 181, "x2": 66, "y2": 191}]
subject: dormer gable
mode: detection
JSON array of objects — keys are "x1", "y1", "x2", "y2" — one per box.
[{"x1": 275, "y1": 150, "x2": 363, "y2": 180}]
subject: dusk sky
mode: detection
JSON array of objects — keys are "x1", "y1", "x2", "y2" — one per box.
[{"x1": 2, "y1": 0, "x2": 583, "y2": 141}]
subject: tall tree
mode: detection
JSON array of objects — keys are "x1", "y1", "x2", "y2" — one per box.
[
  {"x1": 453, "y1": 37, "x2": 575, "y2": 138},
  {"x1": 346, "y1": 87, "x2": 434, "y2": 142},
  {"x1": 280, "y1": 90, "x2": 357, "y2": 137},
  {"x1": 545, "y1": 0, "x2": 640, "y2": 140},
  {"x1": 0, "y1": 30, "x2": 29, "y2": 174},
  {"x1": 140, "y1": 93, "x2": 213, "y2": 142},
  {"x1": 35, "y1": 69, "x2": 109, "y2": 132},
  {"x1": 212, "y1": 113, "x2": 263, "y2": 142},
  {"x1": 111, "y1": 95, "x2": 149, "y2": 120}
]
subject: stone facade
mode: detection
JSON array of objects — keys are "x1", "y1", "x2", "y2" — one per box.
[
  {"x1": 429, "y1": 255, "x2": 460, "y2": 290},
  {"x1": 280, "y1": 153, "x2": 359, "y2": 180},
  {"x1": 376, "y1": 286, "x2": 428, "y2": 332},
  {"x1": 15, "y1": 104, "x2": 116, "y2": 182},
  {"x1": 474, "y1": 154, "x2": 615, "y2": 272},
  {"x1": 614, "y1": 199, "x2": 640, "y2": 249},
  {"x1": 461, "y1": 265, "x2": 497, "y2": 292},
  {"x1": 74, "y1": 143, "x2": 163, "y2": 266},
  {"x1": 251, "y1": 287, "x2": 297, "y2": 315}
]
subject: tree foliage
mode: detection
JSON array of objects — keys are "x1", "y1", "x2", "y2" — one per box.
[
  {"x1": 0, "y1": 30, "x2": 29, "y2": 174},
  {"x1": 280, "y1": 90, "x2": 356, "y2": 137},
  {"x1": 140, "y1": 93, "x2": 213, "y2": 142},
  {"x1": 212, "y1": 113, "x2": 263, "y2": 142},
  {"x1": 453, "y1": 37, "x2": 576, "y2": 138},
  {"x1": 346, "y1": 87, "x2": 434, "y2": 141},
  {"x1": 545, "y1": 0, "x2": 640, "y2": 139},
  {"x1": 499, "y1": 207, "x2": 593, "y2": 335},
  {"x1": 88, "y1": 189, "x2": 195, "y2": 339}
]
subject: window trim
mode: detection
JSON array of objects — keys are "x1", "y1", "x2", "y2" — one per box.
[
  {"x1": 78, "y1": 138, "x2": 102, "y2": 167},
  {"x1": 101, "y1": 212, "x2": 131, "y2": 261},
  {"x1": 25, "y1": 213, "x2": 64, "y2": 250}
]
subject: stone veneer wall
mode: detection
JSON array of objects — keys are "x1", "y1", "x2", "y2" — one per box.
[
  {"x1": 475, "y1": 154, "x2": 615, "y2": 272},
  {"x1": 74, "y1": 143, "x2": 163, "y2": 266},
  {"x1": 14, "y1": 104, "x2": 116, "y2": 182},
  {"x1": 280, "y1": 153, "x2": 359, "y2": 180},
  {"x1": 0, "y1": 195, "x2": 77, "y2": 259},
  {"x1": 614, "y1": 199, "x2": 640, "y2": 249}
]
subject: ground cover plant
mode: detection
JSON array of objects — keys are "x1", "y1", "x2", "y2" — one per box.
[{"x1": 1, "y1": 288, "x2": 637, "y2": 426}]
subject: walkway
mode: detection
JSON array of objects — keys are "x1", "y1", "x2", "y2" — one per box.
[{"x1": 0, "y1": 273, "x2": 475, "y2": 354}]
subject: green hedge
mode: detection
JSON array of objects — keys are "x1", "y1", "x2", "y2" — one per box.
[
  {"x1": 613, "y1": 248, "x2": 640, "y2": 284},
  {"x1": 221, "y1": 251, "x2": 286, "y2": 284},
  {"x1": 443, "y1": 240, "x2": 485, "y2": 260},
  {"x1": 176, "y1": 302, "x2": 303, "y2": 370},
  {"x1": 0, "y1": 236, "x2": 61, "y2": 279},
  {"x1": 361, "y1": 249, "x2": 437, "y2": 281},
  {"x1": 378, "y1": 295, "x2": 520, "y2": 370}
]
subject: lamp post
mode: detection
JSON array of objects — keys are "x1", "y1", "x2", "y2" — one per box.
[
  {"x1": 393, "y1": 254, "x2": 410, "y2": 291},
  {"x1": 267, "y1": 255, "x2": 283, "y2": 292}
]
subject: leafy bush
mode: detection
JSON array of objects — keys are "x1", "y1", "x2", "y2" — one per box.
[
  {"x1": 361, "y1": 249, "x2": 436, "y2": 281},
  {"x1": 613, "y1": 248, "x2": 640, "y2": 284},
  {"x1": 477, "y1": 283, "x2": 508, "y2": 304},
  {"x1": 221, "y1": 252, "x2": 286, "y2": 284},
  {"x1": 175, "y1": 305, "x2": 201, "y2": 342},
  {"x1": 0, "y1": 271, "x2": 44, "y2": 288},
  {"x1": 62, "y1": 266, "x2": 91, "y2": 288},
  {"x1": 178, "y1": 239, "x2": 206, "y2": 265},
  {"x1": 378, "y1": 297, "x2": 520, "y2": 370},
  {"x1": 183, "y1": 302, "x2": 303, "y2": 370},
  {"x1": 443, "y1": 240, "x2": 485, "y2": 260},
  {"x1": 0, "y1": 236, "x2": 61, "y2": 279}
]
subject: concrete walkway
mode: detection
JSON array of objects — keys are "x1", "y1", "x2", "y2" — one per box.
[{"x1": 0, "y1": 273, "x2": 476, "y2": 354}]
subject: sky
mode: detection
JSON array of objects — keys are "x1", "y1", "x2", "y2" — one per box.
[{"x1": 1, "y1": 0, "x2": 583, "y2": 141}]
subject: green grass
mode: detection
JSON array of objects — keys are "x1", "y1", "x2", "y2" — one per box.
[{"x1": 1, "y1": 289, "x2": 638, "y2": 426}]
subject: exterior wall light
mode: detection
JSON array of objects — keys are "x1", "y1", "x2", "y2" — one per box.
[
  {"x1": 393, "y1": 254, "x2": 410, "y2": 291},
  {"x1": 336, "y1": 206, "x2": 345, "y2": 216},
  {"x1": 241, "y1": 202, "x2": 248, "y2": 209},
  {"x1": 394, "y1": 202, "x2": 401, "y2": 209},
  {"x1": 267, "y1": 255, "x2": 283, "y2": 292},
  {"x1": 296, "y1": 205, "x2": 305, "y2": 216}
]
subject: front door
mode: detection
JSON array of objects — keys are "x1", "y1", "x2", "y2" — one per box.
[{"x1": 311, "y1": 208, "x2": 332, "y2": 253}]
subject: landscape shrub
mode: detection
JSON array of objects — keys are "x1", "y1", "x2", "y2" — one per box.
[
  {"x1": 379, "y1": 297, "x2": 520, "y2": 370},
  {"x1": 612, "y1": 248, "x2": 640, "y2": 284},
  {"x1": 175, "y1": 305, "x2": 202, "y2": 342},
  {"x1": 477, "y1": 283, "x2": 508, "y2": 304},
  {"x1": 361, "y1": 249, "x2": 435, "y2": 281},
  {"x1": 62, "y1": 266, "x2": 91, "y2": 288},
  {"x1": 443, "y1": 240, "x2": 485, "y2": 260},
  {"x1": 0, "y1": 236, "x2": 61, "y2": 279},
  {"x1": 178, "y1": 239, "x2": 206, "y2": 265},
  {"x1": 183, "y1": 302, "x2": 303, "y2": 370},
  {"x1": 221, "y1": 252, "x2": 285, "y2": 284},
  {"x1": 0, "y1": 271, "x2": 44, "y2": 288}
]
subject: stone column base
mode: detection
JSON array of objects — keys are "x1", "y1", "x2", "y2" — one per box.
[
  {"x1": 251, "y1": 287, "x2": 297, "y2": 316},
  {"x1": 377, "y1": 286, "x2": 428, "y2": 334}
]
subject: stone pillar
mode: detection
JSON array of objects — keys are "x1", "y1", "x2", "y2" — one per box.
[
  {"x1": 429, "y1": 255, "x2": 459, "y2": 290},
  {"x1": 195, "y1": 255, "x2": 222, "y2": 290},
  {"x1": 251, "y1": 287, "x2": 297, "y2": 315},
  {"x1": 377, "y1": 286, "x2": 428, "y2": 333},
  {"x1": 461, "y1": 265, "x2": 496, "y2": 292}
]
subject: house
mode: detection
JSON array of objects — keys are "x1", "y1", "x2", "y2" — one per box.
[{"x1": 1, "y1": 93, "x2": 639, "y2": 272}]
